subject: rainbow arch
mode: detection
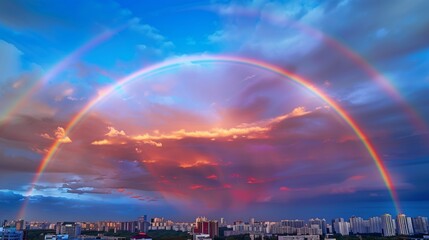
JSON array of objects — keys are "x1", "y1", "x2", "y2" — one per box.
[
  {"x1": 20, "y1": 54, "x2": 401, "y2": 218},
  {"x1": 215, "y1": 6, "x2": 429, "y2": 134}
]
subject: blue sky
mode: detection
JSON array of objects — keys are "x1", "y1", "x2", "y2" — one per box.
[{"x1": 0, "y1": 0, "x2": 429, "y2": 222}]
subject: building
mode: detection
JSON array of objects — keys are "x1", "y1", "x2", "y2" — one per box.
[
  {"x1": 220, "y1": 218, "x2": 225, "y2": 226},
  {"x1": 381, "y1": 214, "x2": 395, "y2": 236},
  {"x1": 396, "y1": 214, "x2": 410, "y2": 235},
  {"x1": 326, "y1": 224, "x2": 332, "y2": 234},
  {"x1": 137, "y1": 216, "x2": 149, "y2": 233},
  {"x1": 332, "y1": 218, "x2": 349, "y2": 236},
  {"x1": 45, "y1": 234, "x2": 69, "y2": 240},
  {"x1": 281, "y1": 220, "x2": 305, "y2": 228},
  {"x1": 309, "y1": 219, "x2": 327, "y2": 235},
  {"x1": 369, "y1": 217, "x2": 382, "y2": 234},
  {"x1": 349, "y1": 216, "x2": 365, "y2": 234},
  {"x1": 278, "y1": 235, "x2": 320, "y2": 240},
  {"x1": 0, "y1": 227, "x2": 24, "y2": 240},
  {"x1": 77, "y1": 235, "x2": 125, "y2": 240},
  {"x1": 14, "y1": 221, "x2": 24, "y2": 232},
  {"x1": 407, "y1": 217, "x2": 414, "y2": 235},
  {"x1": 193, "y1": 234, "x2": 211, "y2": 240},
  {"x1": 193, "y1": 218, "x2": 218, "y2": 239},
  {"x1": 413, "y1": 217, "x2": 429, "y2": 234},
  {"x1": 56, "y1": 222, "x2": 81, "y2": 239}
]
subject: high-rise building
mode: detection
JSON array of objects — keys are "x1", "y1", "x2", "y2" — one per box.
[
  {"x1": 412, "y1": 216, "x2": 429, "y2": 234},
  {"x1": 332, "y1": 218, "x2": 349, "y2": 236},
  {"x1": 220, "y1": 218, "x2": 225, "y2": 226},
  {"x1": 406, "y1": 217, "x2": 414, "y2": 235},
  {"x1": 56, "y1": 222, "x2": 81, "y2": 239},
  {"x1": 309, "y1": 219, "x2": 327, "y2": 235},
  {"x1": 349, "y1": 216, "x2": 365, "y2": 234},
  {"x1": 281, "y1": 220, "x2": 305, "y2": 228},
  {"x1": 14, "y1": 220, "x2": 24, "y2": 231},
  {"x1": 381, "y1": 214, "x2": 395, "y2": 236},
  {"x1": 369, "y1": 217, "x2": 382, "y2": 234},
  {"x1": 137, "y1": 216, "x2": 149, "y2": 233},
  {"x1": 193, "y1": 218, "x2": 218, "y2": 239},
  {"x1": 326, "y1": 224, "x2": 332, "y2": 234},
  {"x1": 396, "y1": 214, "x2": 410, "y2": 235},
  {"x1": 363, "y1": 220, "x2": 370, "y2": 233}
]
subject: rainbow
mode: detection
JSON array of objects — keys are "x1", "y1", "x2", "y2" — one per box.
[
  {"x1": 19, "y1": 55, "x2": 401, "y2": 218},
  {"x1": 0, "y1": 27, "x2": 124, "y2": 125},
  {"x1": 215, "y1": 6, "x2": 429, "y2": 134}
]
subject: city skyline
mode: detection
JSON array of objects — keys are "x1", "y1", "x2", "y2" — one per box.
[
  {"x1": 3, "y1": 212, "x2": 428, "y2": 225},
  {"x1": 0, "y1": 0, "x2": 429, "y2": 221},
  {"x1": 3, "y1": 212, "x2": 429, "y2": 238}
]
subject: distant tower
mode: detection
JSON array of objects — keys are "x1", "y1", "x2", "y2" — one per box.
[
  {"x1": 15, "y1": 220, "x2": 25, "y2": 231},
  {"x1": 194, "y1": 217, "x2": 218, "y2": 238},
  {"x1": 369, "y1": 217, "x2": 382, "y2": 233},
  {"x1": 396, "y1": 214, "x2": 410, "y2": 235},
  {"x1": 349, "y1": 216, "x2": 365, "y2": 234},
  {"x1": 59, "y1": 222, "x2": 81, "y2": 239},
  {"x1": 220, "y1": 218, "x2": 225, "y2": 226},
  {"x1": 250, "y1": 218, "x2": 255, "y2": 225},
  {"x1": 381, "y1": 214, "x2": 395, "y2": 236}
]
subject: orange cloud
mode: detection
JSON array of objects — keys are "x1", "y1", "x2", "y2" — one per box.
[
  {"x1": 179, "y1": 159, "x2": 218, "y2": 168},
  {"x1": 90, "y1": 106, "x2": 313, "y2": 147},
  {"x1": 41, "y1": 127, "x2": 72, "y2": 143},
  {"x1": 129, "y1": 106, "x2": 311, "y2": 142},
  {"x1": 91, "y1": 139, "x2": 112, "y2": 145},
  {"x1": 143, "y1": 140, "x2": 162, "y2": 147},
  {"x1": 105, "y1": 126, "x2": 126, "y2": 137}
]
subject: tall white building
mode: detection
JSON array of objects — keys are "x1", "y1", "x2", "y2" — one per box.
[
  {"x1": 406, "y1": 217, "x2": 414, "y2": 235},
  {"x1": 349, "y1": 216, "x2": 365, "y2": 234},
  {"x1": 412, "y1": 217, "x2": 429, "y2": 234},
  {"x1": 332, "y1": 218, "x2": 349, "y2": 236},
  {"x1": 369, "y1": 217, "x2": 382, "y2": 234},
  {"x1": 396, "y1": 214, "x2": 410, "y2": 235},
  {"x1": 220, "y1": 218, "x2": 225, "y2": 226},
  {"x1": 309, "y1": 218, "x2": 327, "y2": 235},
  {"x1": 381, "y1": 214, "x2": 395, "y2": 236}
]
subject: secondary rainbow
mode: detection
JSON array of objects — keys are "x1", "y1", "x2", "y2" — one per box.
[
  {"x1": 19, "y1": 55, "x2": 401, "y2": 218},
  {"x1": 0, "y1": 27, "x2": 124, "y2": 124},
  {"x1": 216, "y1": 6, "x2": 429, "y2": 134}
]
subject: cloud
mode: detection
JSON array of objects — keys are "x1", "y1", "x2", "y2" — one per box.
[
  {"x1": 90, "y1": 106, "x2": 313, "y2": 146},
  {"x1": 129, "y1": 18, "x2": 166, "y2": 42},
  {"x1": 1, "y1": 0, "x2": 428, "y2": 220},
  {"x1": 91, "y1": 139, "x2": 112, "y2": 145},
  {"x1": 143, "y1": 140, "x2": 162, "y2": 147},
  {"x1": 0, "y1": 40, "x2": 22, "y2": 83},
  {"x1": 105, "y1": 126, "x2": 126, "y2": 137},
  {"x1": 41, "y1": 127, "x2": 72, "y2": 143}
]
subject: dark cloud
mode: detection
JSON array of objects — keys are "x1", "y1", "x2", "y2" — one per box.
[{"x1": 0, "y1": 191, "x2": 175, "y2": 221}]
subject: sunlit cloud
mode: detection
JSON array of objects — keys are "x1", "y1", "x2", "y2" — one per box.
[
  {"x1": 41, "y1": 127, "x2": 72, "y2": 143},
  {"x1": 105, "y1": 126, "x2": 126, "y2": 137}
]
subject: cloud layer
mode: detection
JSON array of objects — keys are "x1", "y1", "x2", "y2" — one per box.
[{"x1": 0, "y1": 0, "x2": 428, "y2": 221}]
